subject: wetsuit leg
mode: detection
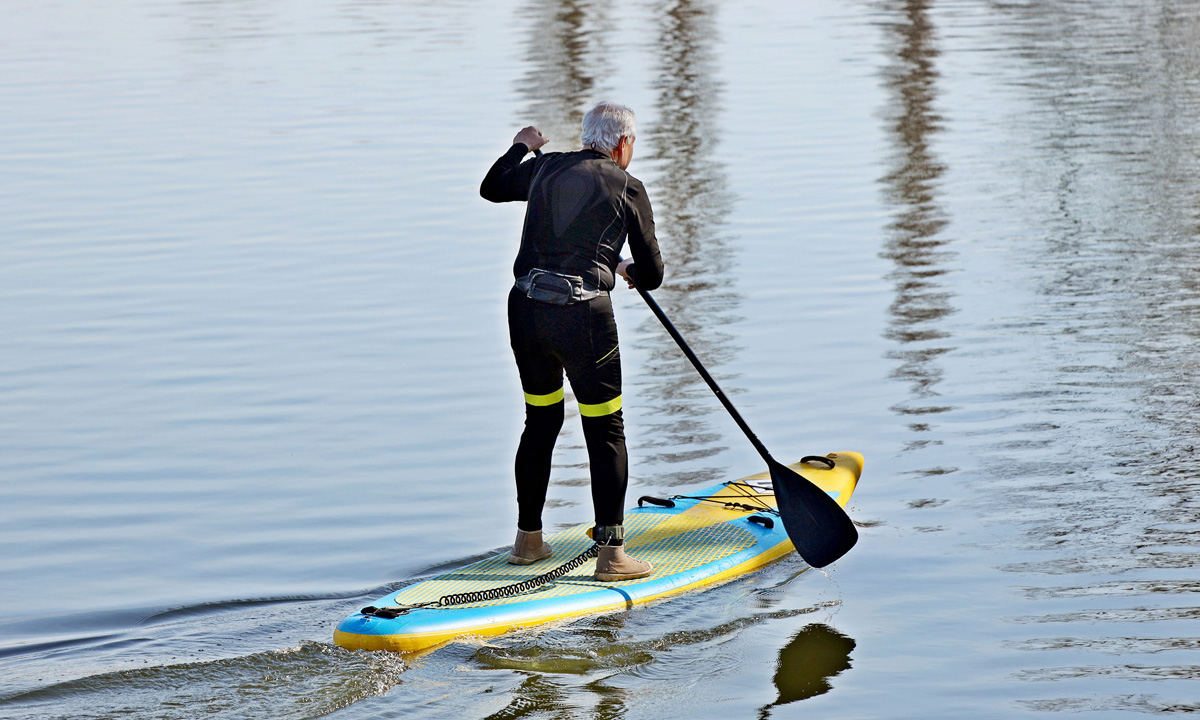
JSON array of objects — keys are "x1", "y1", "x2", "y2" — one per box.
[
  {"x1": 508, "y1": 289, "x2": 628, "y2": 530},
  {"x1": 581, "y1": 412, "x2": 627, "y2": 527},
  {"x1": 561, "y1": 294, "x2": 627, "y2": 528},
  {"x1": 514, "y1": 404, "x2": 563, "y2": 532},
  {"x1": 508, "y1": 288, "x2": 565, "y2": 533}
]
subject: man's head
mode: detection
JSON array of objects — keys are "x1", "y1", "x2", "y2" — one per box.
[{"x1": 582, "y1": 101, "x2": 636, "y2": 169}]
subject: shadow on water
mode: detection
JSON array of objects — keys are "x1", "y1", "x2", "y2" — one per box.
[
  {"x1": 875, "y1": 0, "x2": 956, "y2": 433},
  {"x1": 758, "y1": 624, "x2": 856, "y2": 718}
]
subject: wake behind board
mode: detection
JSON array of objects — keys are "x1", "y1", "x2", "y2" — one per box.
[{"x1": 334, "y1": 452, "x2": 862, "y2": 653}]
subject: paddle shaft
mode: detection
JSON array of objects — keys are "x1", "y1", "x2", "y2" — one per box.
[{"x1": 635, "y1": 287, "x2": 775, "y2": 464}]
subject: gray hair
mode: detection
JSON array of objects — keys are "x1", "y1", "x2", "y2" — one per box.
[{"x1": 581, "y1": 101, "x2": 636, "y2": 152}]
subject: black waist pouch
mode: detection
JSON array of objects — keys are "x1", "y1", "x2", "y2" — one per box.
[{"x1": 515, "y1": 269, "x2": 603, "y2": 305}]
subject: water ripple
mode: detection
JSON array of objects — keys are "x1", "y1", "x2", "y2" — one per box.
[{"x1": 0, "y1": 642, "x2": 405, "y2": 720}]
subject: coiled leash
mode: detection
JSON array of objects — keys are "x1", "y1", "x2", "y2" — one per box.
[{"x1": 360, "y1": 543, "x2": 602, "y2": 619}]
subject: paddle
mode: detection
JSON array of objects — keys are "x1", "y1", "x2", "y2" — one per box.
[{"x1": 633, "y1": 286, "x2": 858, "y2": 568}]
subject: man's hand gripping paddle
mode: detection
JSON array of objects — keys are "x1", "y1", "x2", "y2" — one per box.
[{"x1": 635, "y1": 287, "x2": 858, "y2": 568}]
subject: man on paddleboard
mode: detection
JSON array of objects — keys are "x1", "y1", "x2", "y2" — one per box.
[{"x1": 481, "y1": 101, "x2": 663, "y2": 582}]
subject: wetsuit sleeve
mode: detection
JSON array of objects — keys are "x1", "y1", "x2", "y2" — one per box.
[
  {"x1": 624, "y1": 179, "x2": 664, "y2": 291},
  {"x1": 480, "y1": 143, "x2": 536, "y2": 203}
]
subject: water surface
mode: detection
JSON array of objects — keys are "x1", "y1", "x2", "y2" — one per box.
[{"x1": 2, "y1": 0, "x2": 1198, "y2": 717}]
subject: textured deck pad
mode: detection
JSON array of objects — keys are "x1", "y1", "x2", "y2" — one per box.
[{"x1": 388, "y1": 512, "x2": 758, "y2": 609}]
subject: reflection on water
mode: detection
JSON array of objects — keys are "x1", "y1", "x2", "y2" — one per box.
[
  {"x1": 978, "y1": 1, "x2": 1200, "y2": 712},
  {"x1": 876, "y1": 0, "x2": 955, "y2": 428},
  {"x1": 517, "y1": 1, "x2": 613, "y2": 153},
  {"x1": 637, "y1": 0, "x2": 737, "y2": 487},
  {"x1": 759, "y1": 624, "x2": 855, "y2": 717}
]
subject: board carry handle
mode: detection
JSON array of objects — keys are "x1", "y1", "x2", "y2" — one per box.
[
  {"x1": 800, "y1": 455, "x2": 836, "y2": 469},
  {"x1": 638, "y1": 496, "x2": 676, "y2": 508}
]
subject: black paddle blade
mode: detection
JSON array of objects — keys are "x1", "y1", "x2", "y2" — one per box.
[{"x1": 770, "y1": 459, "x2": 858, "y2": 568}]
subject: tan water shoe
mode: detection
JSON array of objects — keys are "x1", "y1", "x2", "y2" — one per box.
[
  {"x1": 594, "y1": 542, "x2": 654, "y2": 582},
  {"x1": 507, "y1": 528, "x2": 552, "y2": 565}
]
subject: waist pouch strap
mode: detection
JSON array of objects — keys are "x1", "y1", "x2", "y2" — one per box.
[{"x1": 515, "y1": 269, "x2": 604, "y2": 305}]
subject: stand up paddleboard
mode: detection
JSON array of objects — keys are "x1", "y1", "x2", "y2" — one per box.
[{"x1": 334, "y1": 452, "x2": 862, "y2": 653}]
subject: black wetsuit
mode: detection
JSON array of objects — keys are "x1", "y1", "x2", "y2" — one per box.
[{"x1": 481, "y1": 143, "x2": 663, "y2": 531}]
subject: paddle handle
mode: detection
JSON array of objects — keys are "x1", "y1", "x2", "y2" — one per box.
[{"x1": 636, "y1": 287, "x2": 775, "y2": 465}]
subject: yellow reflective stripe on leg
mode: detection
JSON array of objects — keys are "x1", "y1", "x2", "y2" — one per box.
[
  {"x1": 524, "y1": 388, "x2": 565, "y2": 406},
  {"x1": 579, "y1": 395, "x2": 622, "y2": 417}
]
